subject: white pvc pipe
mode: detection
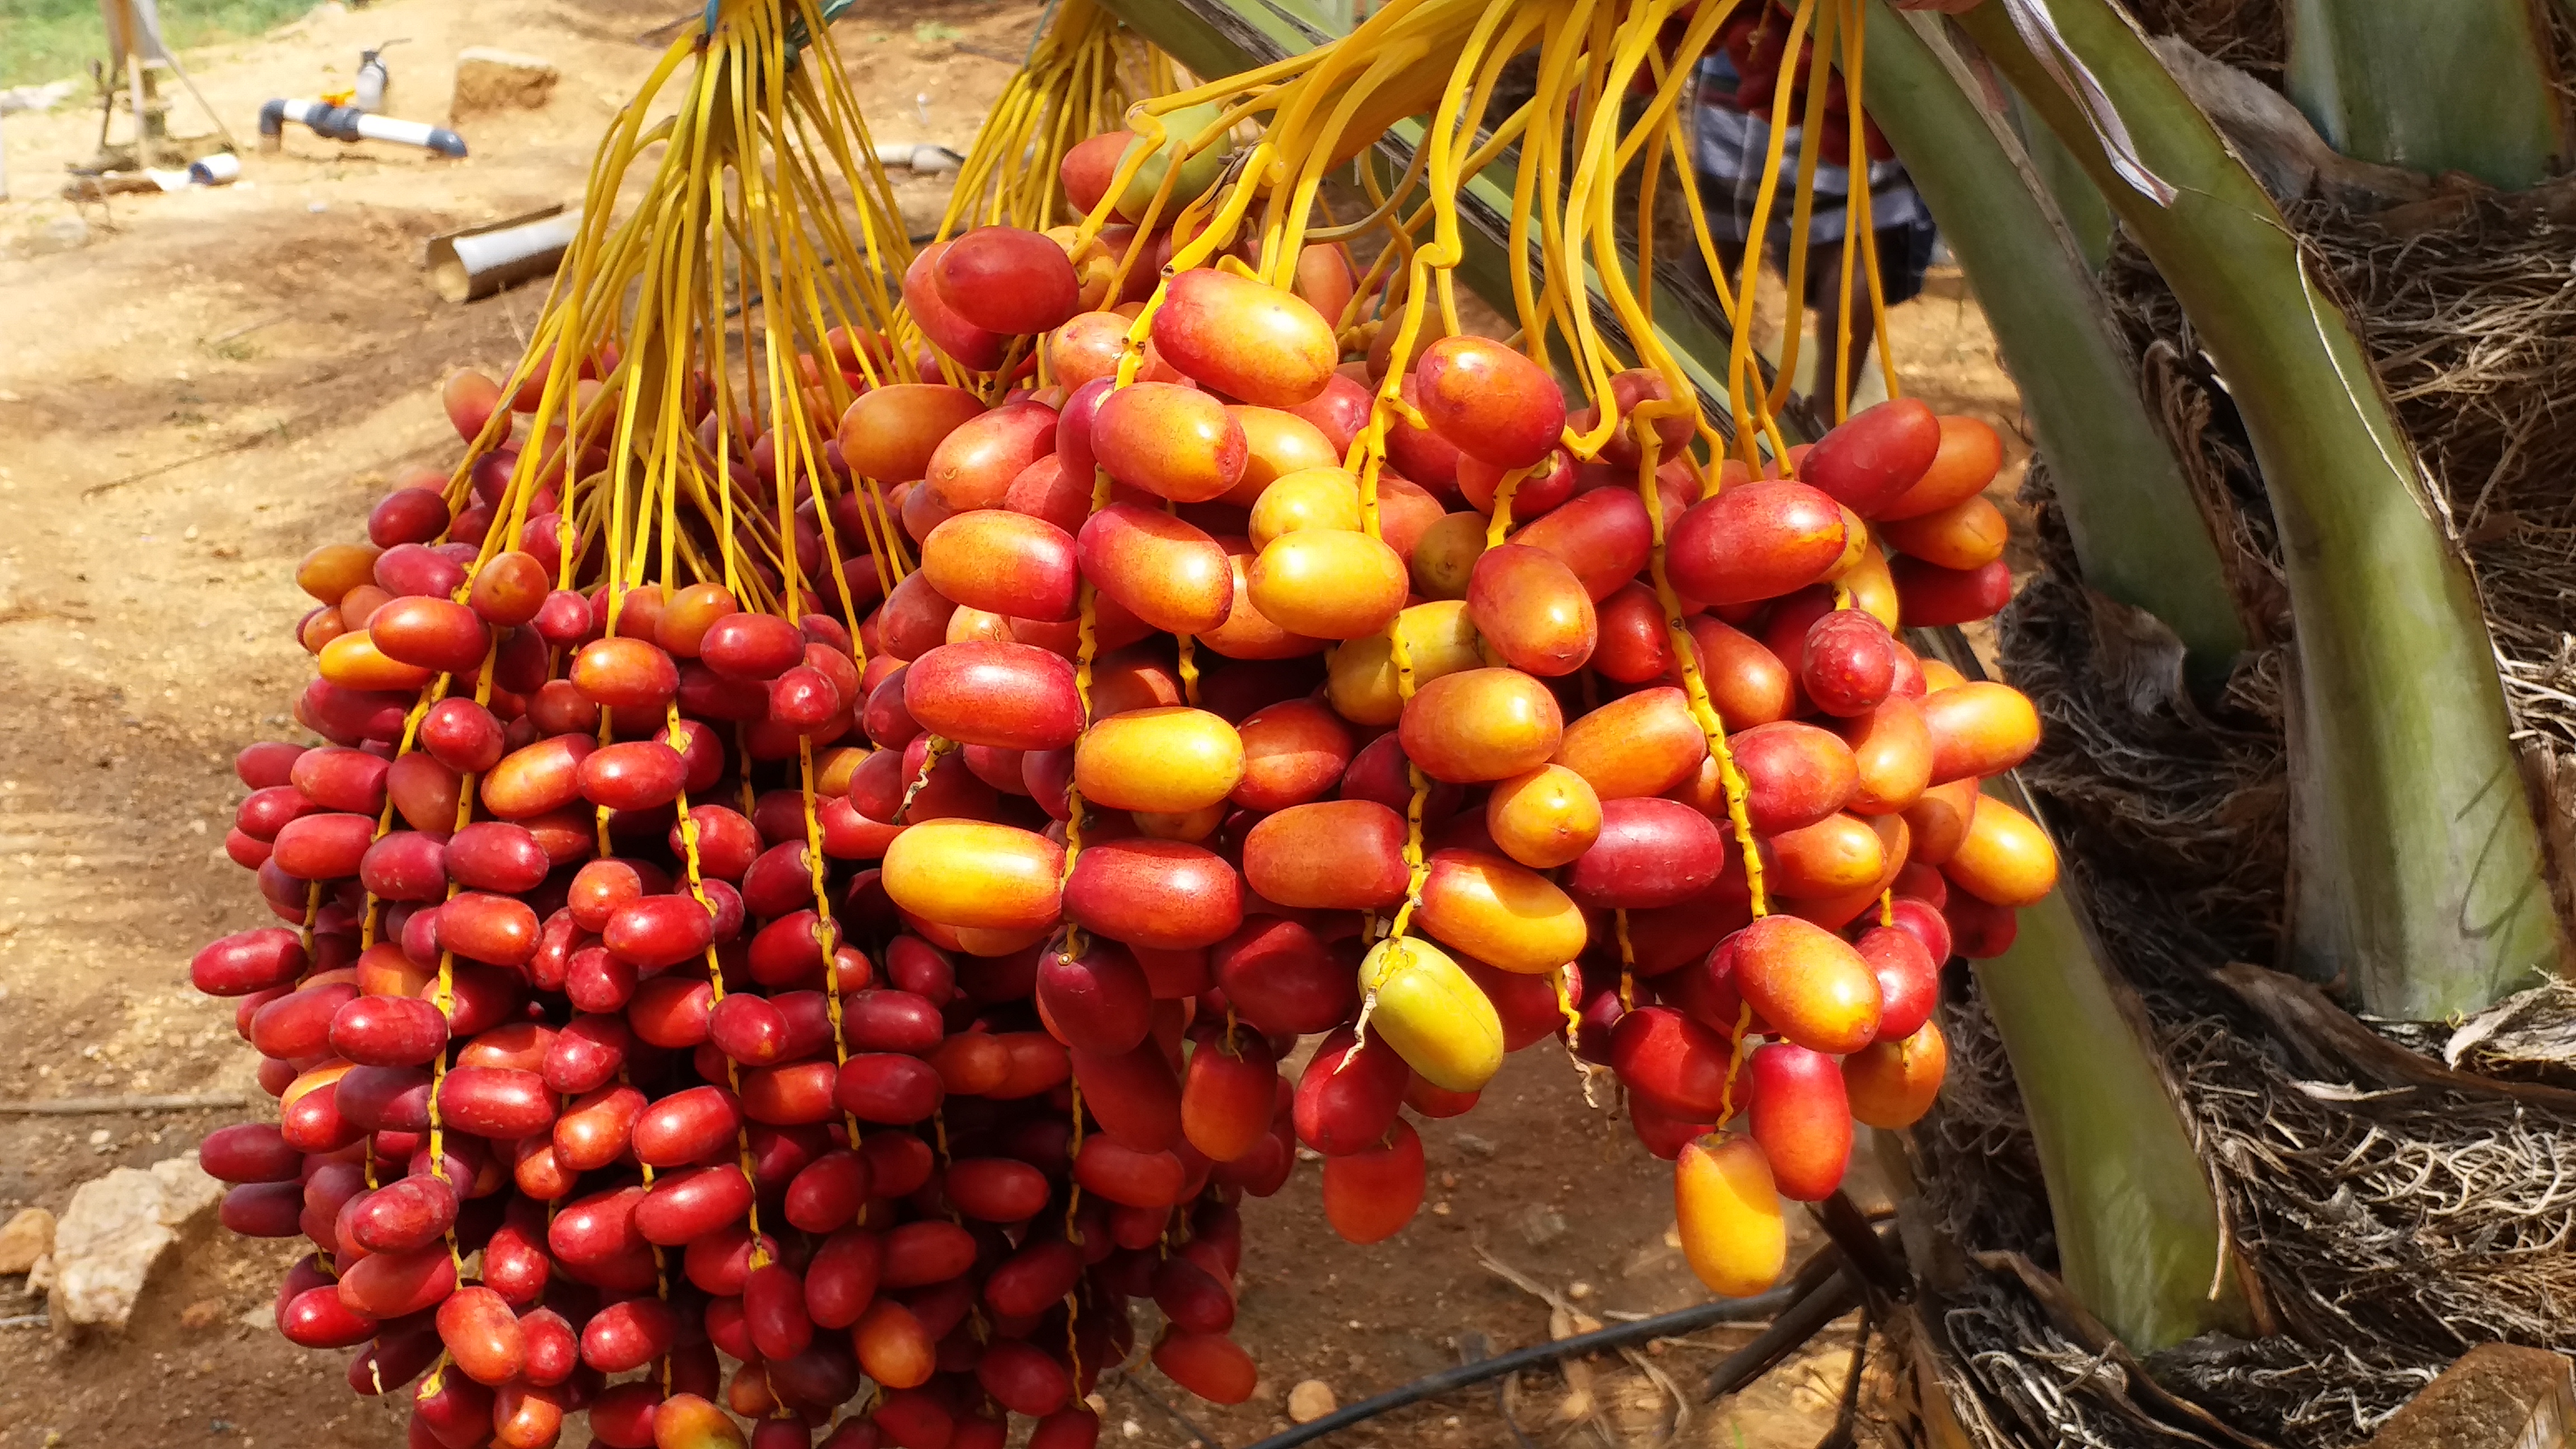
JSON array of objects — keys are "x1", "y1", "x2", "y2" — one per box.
[
  {"x1": 259, "y1": 98, "x2": 465, "y2": 157},
  {"x1": 427, "y1": 210, "x2": 583, "y2": 302}
]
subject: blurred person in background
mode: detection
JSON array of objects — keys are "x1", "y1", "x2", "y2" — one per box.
[{"x1": 1691, "y1": 13, "x2": 1941, "y2": 411}]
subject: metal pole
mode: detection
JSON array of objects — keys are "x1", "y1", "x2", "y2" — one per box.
[{"x1": 126, "y1": 54, "x2": 149, "y2": 161}]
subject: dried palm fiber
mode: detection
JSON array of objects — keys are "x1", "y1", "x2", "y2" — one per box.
[
  {"x1": 2383, "y1": 974, "x2": 2576, "y2": 1085},
  {"x1": 2115, "y1": 0, "x2": 2281, "y2": 83},
  {"x1": 1876, "y1": 39, "x2": 2576, "y2": 1447}
]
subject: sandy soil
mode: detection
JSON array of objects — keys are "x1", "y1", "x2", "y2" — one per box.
[{"x1": 0, "y1": 4, "x2": 2026, "y2": 1443}]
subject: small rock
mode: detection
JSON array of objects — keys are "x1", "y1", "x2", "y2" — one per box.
[
  {"x1": 450, "y1": 48, "x2": 560, "y2": 120},
  {"x1": 25, "y1": 215, "x2": 91, "y2": 257},
  {"x1": 1567, "y1": 1280, "x2": 1594, "y2": 1300},
  {"x1": 1287, "y1": 1380, "x2": 1338, "y2": 1424},
  {"x1": 0, "y1": 1207, "x2": 55, "y2": 1275},
  {"x1": 892, "y1": 143, "x2": 963, "y2": 174},
  {"x1": 233, "y1": 1303, "x2": 271, "y2": 1330},
  {"x1": 1621, "y1": 1238, "x2": 1683, "y2": 1277},
  {"x1": 1453, "y1": 1133, "x2": 1498, "y2": 1159},
  {"x1": 0, "y1": 80, "x2": 77, "y2": 116},
  {"x1": 1515, "y1": 1202, "x2": 1568, "y2": 1247},
  {"x1": 49, "y1": 1167, "x2": 176, "y2": 1331},
  {"x1": 181, "y1": 1299, "x2": 224, "y2": 1330},
  {"x1": 26, "y1": 1253, "x2": 53, "y2": 1294}
]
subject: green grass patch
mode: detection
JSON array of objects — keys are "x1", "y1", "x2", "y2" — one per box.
[{"x1": 0, "y1": 0, "x2": 312, "y2": 87}]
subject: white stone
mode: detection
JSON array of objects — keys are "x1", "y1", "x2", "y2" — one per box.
[
  {"x1": 149, "y1": 1153, "x2": 221, "y2": 1227},
  {"x1": 1515, "y1": 1202, "x2": 1568, "y2": 1247},
  {"x1": 48, "y1": 1167, "x2": 174, "y2": 1331},
  {"x1": 0, "y1": 81, "x2": 78, "y2": 116}
]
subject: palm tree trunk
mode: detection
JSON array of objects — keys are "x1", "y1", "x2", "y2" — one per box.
[{"x1": 1958, "y1": 0, "x2": 2568, "y2": 1021}]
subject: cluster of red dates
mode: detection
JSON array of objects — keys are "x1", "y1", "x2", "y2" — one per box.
[{"x1": 181, "y1": 109, "x2": 2048, "y2": 1449}]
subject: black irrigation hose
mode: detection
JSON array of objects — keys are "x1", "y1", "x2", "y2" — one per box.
[
  {"x1": 1236, "y1": 1281, "x2": 1810, "y2": 1448},
  {"x1": 1457, "y1": 1333, "x2": 1539, "y2": 1449},
  {"x1": 1122, "y1": 1374, "x2": 1230, "y2": 1449},
  {"x1": 1699, "y1": 1268, "x2": 1865, "y2": 1403}
]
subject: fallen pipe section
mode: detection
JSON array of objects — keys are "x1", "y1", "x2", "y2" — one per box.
[{"x1": 258, "y1": 98, "x2": 465, "y2": 157}]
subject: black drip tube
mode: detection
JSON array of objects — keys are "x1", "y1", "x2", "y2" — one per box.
[{"x1": 1235, "y1": 1276, "x2": 1825, "y2": 1448}]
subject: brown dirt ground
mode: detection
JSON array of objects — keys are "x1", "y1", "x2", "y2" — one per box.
[{"x1": 0, "y1": 4, "x2": 2026, "y2": 1445}]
